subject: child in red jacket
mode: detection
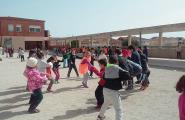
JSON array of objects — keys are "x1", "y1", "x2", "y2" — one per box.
[
  {"x1": 176, "y1": 75, "x2": 185, "y2": 120},
  {"x1": 89, "y1": 59, "x2": 107, "y2": 109}
]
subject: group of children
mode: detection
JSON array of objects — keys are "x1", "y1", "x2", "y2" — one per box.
[
  {"x1": 22, "y1": 45, "x2": 168, "y2": 120},
  {"x1": 23, "y1": 46, "x2": 150, "y2": 116}
]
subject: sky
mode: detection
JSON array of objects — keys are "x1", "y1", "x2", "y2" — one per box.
[{"x1": 0, "y1": 0, "x2": 185, "y2": 38}]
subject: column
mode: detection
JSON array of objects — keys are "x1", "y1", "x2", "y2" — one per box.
[
  {"x1": 78, "y1": 40, "x2": 81, "y2": 48},
  {"x1": 69, "y1": 40, "x2": 71, "y2": 47},
  {"x1": 128, "y1": 35, "x2": 132, "y2": 46},
  {"x1": 90, "y1": 36, "x2": 93, "y2": 47},
  {"x1": 42, "y1": 41, "x2": 45, "y2": 50},
  {"x1": 159, "y1": 32, "x2": 163, "y2": 46},
  {"x1": 139, "y1": 32, "x2": 142, "y2": 47},
  {"x1": 107, "y1": 37, "x2": 111, "y2": 46},
  {"x1": 75, "y1": 37, "x2": 78, "y2": 48},
  {"x1": 64, "y1": 40, "x2": 67, "y2": 46}
]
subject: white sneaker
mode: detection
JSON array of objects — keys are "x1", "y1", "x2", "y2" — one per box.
[{"x1": 97, "y1": 115, "x2": 105, "y2": 120}]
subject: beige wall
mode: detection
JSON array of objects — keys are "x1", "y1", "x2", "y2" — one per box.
[
  {"x1": 1, "y1": 36, "x2": 49, "y2": 51},
  {"x1": 148, "y1": 47, "x2": 185, "y2": 59}
]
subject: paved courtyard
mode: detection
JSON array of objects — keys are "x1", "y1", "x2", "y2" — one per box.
[{"x1": 0, "y1": 54, "x2": 184, "y2": 120}]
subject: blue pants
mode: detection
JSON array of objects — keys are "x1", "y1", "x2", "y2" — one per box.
[{"x1": 63, "y1": 59, "x2": 67, "y2": 68}]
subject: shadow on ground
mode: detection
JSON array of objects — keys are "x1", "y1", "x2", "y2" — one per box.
[
  {"x1": 0, "y1": 110, "x2": 28, "y2": 120},
  {"x1": 86, "y1": 89, "x2": 141, "y2": 106},
  {"x1": 49, "y1": 106, "x2": 98, "y2": 120},
  {"x1": 0, "y1": 86, "x2": 30, "y2": 113},
  {"x1": 53, "y1": 85, "x2": 83, "y2": 94}
]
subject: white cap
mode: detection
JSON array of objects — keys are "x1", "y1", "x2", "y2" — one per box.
[{"x1": 27, "y1": 57, "x2": 38, "y2": 68}]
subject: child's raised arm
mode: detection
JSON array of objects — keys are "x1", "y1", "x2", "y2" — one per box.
[{"x1": 89, "y1": 66, "x2": 104, "y2": 78}]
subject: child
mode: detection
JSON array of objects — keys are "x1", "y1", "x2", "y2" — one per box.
[
  {"x1": 137, "y1": 49, "x2": 150, "y2": 90},
  {"x1": 24, "y1": 57, "x2": 48, "y2": 113},
  {"x1": 67, "y1": 50, "x2": 79, "y2": 77},
  {"x1": 52, "y1": 55, "x2": 63, "y2": 84},
  {"x1": 36, "y1": 50, "x2": 47, "y2": 73},
  {"x1": 176, "y1": 75, "x2": 185, "y2": 120},
  {"x1": 89, "y1": 49, "x2": 96, "y2": 78},
  {"x1": 79, "y1": 51, "x2": 91, "y2": 88},
  {"x1": 28, "y1": 49, "x2": 37, "y2": 59},
  {"x1": 121, "y1": 49, "x2": 142, "y2": 90},
  {"x1": 46, "y1": 57, "x2": 55, "y2": 92},
  {"x1": 89, "y1": 59, "x2": 107, "y2": 109},
  {"x1": 19, "y1": 48, "x2": 25, "y2": 62},
  {"x1": 97, "y1": 56, "x2": 130, "y2": 120},
  {"x1": 63, "y1": 50, "x2": 68, "y2": 68},
  {"x1": 98, "y1": 50, "x2": 107, "y2": 61}
]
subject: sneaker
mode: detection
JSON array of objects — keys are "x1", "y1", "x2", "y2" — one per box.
[
  {"x1": 54, "y1": 80, "x2": 59, "y2": 84},
  {"x1": 82, "y1": 82, "x2": 89, "y2": 88},
  {"x1": 140, "y1": 85, "x2": 148, "y2": 90},
  {"x1": 95, "y1": 105, "x2": 102, "y2": 109},
  {"x1": 28, "y1": 109, "x2": 40, "y2": 114},
  {"x1": 126, "y1": 86, "x2": 133, "y2": 91},
  {"x1": 135, "y1": 80, "x2": 141, "y2": 84},
  {"x1": 97, "y1": 115, "x2": 105, "y2": 120},
  {"x1": 47, "y1": 89, "x2": 54, "y2": 93}
]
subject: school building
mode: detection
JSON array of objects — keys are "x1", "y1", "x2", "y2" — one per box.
[{"x1": 0, "y1": 17, "x2": 49, "y2": 50}]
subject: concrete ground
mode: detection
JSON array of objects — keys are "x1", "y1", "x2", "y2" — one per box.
[{"x1": 0, "y1": 54, "x2": 184, "y2": 120}]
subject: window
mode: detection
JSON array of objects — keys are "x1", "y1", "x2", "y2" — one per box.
[
  {"x1": 16, "y1": 25, "x2": 22, "y2": 32},
  {"x1": 8, "y1": 24, "x2": 14, "y2": 32},
  {"x1": 29, "y1": 25, "x2": 41, "y2": 32}
]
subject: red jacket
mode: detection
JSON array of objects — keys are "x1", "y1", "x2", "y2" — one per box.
[
  {"x1": 179, "y1": 92, "x2": 185, "y2": 120},
  {"x1": 90, "y1": 66, "x2": 106, "y2": 86}
]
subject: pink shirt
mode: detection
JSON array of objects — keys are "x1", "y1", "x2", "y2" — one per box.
[
  {"x1": 24, "y1": 68, "x2": 47, "y2": 92},
  {"x1": 179, "y1": 92, "x2": 185, "y2": 120}
]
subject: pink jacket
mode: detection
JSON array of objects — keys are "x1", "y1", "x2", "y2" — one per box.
[
  {"x1": 24, "y1": 68, "x2": 47, "y2": 92},
  {"x1": 179, "y1": 92, "x2": 185, "y2": 120}
]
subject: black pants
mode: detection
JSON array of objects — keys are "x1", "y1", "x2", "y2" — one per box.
[
  {"x1": 127, "y1": 77, "x2": 134, "y2": 88},
  {"x1": 67, "y1": 64, "x2": 79, "y2": 77},
  {"x1": 177, "y1": 52, "x2": 181, "y2": 59},
  {"x1": 29, "y1": 88, "x2": 43, "y2": 111},
  {"x1": 21, "y1": 55, "x2": 24, "y2": 62},
  {"x1": 95, "y1": 85, "x2": 104, "y2": 106}
]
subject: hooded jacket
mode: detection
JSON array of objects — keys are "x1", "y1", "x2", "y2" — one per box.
[{"x1": 103, "y1": 64, "x2": 130, "y2": 90}]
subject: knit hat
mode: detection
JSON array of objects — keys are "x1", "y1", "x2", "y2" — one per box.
[{"x1": 27, "y1": 57, "x2": 38, "y2": 68}]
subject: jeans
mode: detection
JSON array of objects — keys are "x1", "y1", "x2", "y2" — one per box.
[
  {"x1": 99, "y1": 88, "x2": 123, "y2": 120},
  {"x1": 63, "y1": 59, "x2": 68, "y2": 68},
  {"x1": 29, "y1": 88, "x2": 43, "y2": 111}
]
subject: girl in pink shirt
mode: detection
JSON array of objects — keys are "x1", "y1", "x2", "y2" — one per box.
[
  {"x1": 24, "y1": 57, "x2": 48, "y2": 113},
  {"x1": 176, "y1": 75, "x2": 185, "y2": 120}
]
